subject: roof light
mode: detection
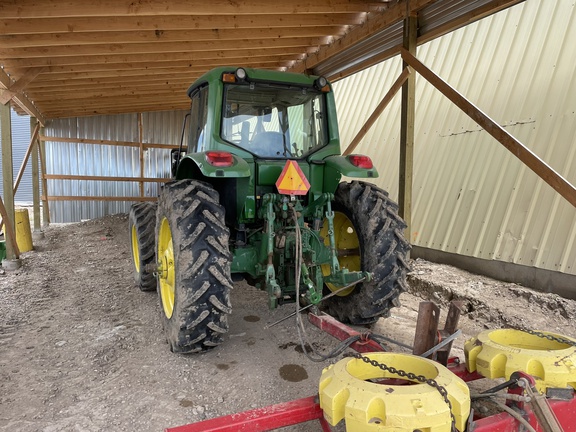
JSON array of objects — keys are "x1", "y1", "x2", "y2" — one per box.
[
  {"x1": 348, "y1": 155, "x2": 373, "y2": 169},
  {"x1": 206, "y1": 151, "x2": 234, "y2": 167},
  {"x1": 314, "y1": 76, "x2": 329, "y2": 91},
  {"x1": 235, "y1": 68, "x2": 247, "y2": 81}
]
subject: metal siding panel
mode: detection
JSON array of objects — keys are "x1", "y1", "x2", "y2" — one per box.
[
  {"x1": 44, "y1": 110, "x2": 188, "y2": 222},
  {"x1": 0, "y1": 109, "x2": 33, "y2": 204},
  {"x1": 333, "y1": 0, "x2": 576, "y2": 277}
]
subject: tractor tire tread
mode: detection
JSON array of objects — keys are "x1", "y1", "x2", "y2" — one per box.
[
  {"x1": 322, "y1": 181, "x2": 411, "y2": 325},
  {"x1": 129, "y1": 201, "x2": 157, "y2": 292},
  {"x1": 156, "y1": 179, "x2": 232, "y2": 354}
]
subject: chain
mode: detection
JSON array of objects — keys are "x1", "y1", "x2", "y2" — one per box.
[
  {"x1": 519, "y1": 329, "x2": 576, "y2": 347},
  {"x1": 353, "y1": 353, "x2": 457, "y2": 432}
]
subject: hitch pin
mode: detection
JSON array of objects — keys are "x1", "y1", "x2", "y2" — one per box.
[{"x1": 264, "y1": 277, "x2": 365, "y2": 329}]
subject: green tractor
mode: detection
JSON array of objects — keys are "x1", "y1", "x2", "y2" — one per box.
[{"x1": 129, "y1": 67, "x2": 411, "y2": 354}]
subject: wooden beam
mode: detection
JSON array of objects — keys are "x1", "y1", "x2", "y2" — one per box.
[
  {"x1": 0, "y1": 1, "x2": 384, "y2": 18},
  {"x1": 0, "y1": 14, "x2": 365, "y2": 35},
  {"x1": 343, "y1": 67, "x2": 411, "y2": 156},
  {"x1": 0, "y1": 47, "x2": 311, "y2": 69},
  {"x1": 0, "y1": 38, "x2": 329, "y2": 58},
  {"x1": 138, "y1": 113, "x2": 144, "y2": 197},
  {"x1": 399, "y1": 16, "x2": 417, "y2": 243},
  {"x1": 13, "y1": 121, "x2": 40, "y2": 194},
  {"x1": 26, "y1": 76, "x2": 195, "y2": 90},
  {"x1": 44, "y1": 195, "x2": 157, "y2": 202},
  {"x1": 27, "y1": 85, "x2": 190, "y2": 101},
  {"x1": 44, "y1": 174, "x2": 170, "y2": 183},
  {"x1": 289, "y1": 0, "x2": 436, "y2": 74},
  {"x1": 17, "y1": 58, "x2": 294, "y2": 75},
  {"x1": 400, "y1": 47, "x2": 576, "y2": 208},
  {"x1": 0, "y1": 68, "x2": 46, "y2": 124},
  {"x1": 0, "y1": 27, "x2": 345, "y2": 48},
  {"x1": 39, "y1": 135, "x2": 179, "y2": 150},
  {"x1": 0, "y1": 195, "x2": 20, "y2": 258},
  {"x1": 0, "y1": 67, "x2": 45, "y2": 104},
  {"x1": 37, "y1": 131, "x2": 50, "y2": 225},
  {"x1": 1, "y1": 102, "x2": 19, "y2": 259},
  {"x1": 30, "y1": 117, "x2": 42, "y2": 233},
  {"x1": 44, "y1": 104, "x2": 189, "y2": 118},
  {"x1": 35, "y1": 93, "x2": 187, "y2": 107}
]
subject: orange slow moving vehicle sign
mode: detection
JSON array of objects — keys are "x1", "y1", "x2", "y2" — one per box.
[{"x1": 275, "y1": 160, "x2": 311, "y2": 195}]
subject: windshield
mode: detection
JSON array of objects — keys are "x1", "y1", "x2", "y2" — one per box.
[{"x1": 221, "y1": 82, "x2": 327, "y2": 158}]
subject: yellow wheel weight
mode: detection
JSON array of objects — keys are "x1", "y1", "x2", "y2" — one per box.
[
  {"x1": 157, "y1": 217, "x2": 175, "y2": 319},
  {"x1": 319, "y1": 352, "x2": 470, "y2": 431},
  {"x1": 465, "y1": 329, "x2": 576, "y2": 393}
]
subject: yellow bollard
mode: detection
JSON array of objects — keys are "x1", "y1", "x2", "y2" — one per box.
[{"x1": 15, "y1": 209, "x2": 33, "y2": 253}]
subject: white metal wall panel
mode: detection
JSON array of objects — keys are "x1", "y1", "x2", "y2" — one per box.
[{"x1": 333, "y1": 0, "x2": 576, "y2": 276}]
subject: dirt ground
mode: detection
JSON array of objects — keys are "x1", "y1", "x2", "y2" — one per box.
[{"x1": 1, "y1": 214, "x2": 575, "y2": 432}]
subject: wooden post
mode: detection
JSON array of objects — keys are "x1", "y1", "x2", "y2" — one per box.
[
  {"x1": 1, "y1": 101, "x2": 19, "y2": 262},
  {"x1": 138, "y1": 112, "x2": 144, "y2": 198},
  {"x1": 412, "y1": 301, "x2": 440, "y2": 358},
  {"x1": 400, "y1": 47, "x2": 576, "y2": 208},
  {"x1": 30, "y1": 117, "x2": 43, "y2": 236},
  {"x1": 38, "y1": 126, "x2": 50, "y2": 226},
  {"x1": 0, "y1": 195, "x2": 20, "y2": 258},
  {"x1": 399, "y1": 14, "x2": 417, "y2": 246},
  {"x1": 13, "y1": 121, "x2": 40, "y2": 195}
]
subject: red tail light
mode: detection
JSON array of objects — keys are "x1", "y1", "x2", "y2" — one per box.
[
  {"x1": 206, "y1": 151, "x2": 234, "y2": 167},
  {"x1": 348, "y1": 155, "x2": 373, "y2": 169}
]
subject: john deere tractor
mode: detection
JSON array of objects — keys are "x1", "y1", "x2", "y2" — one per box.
[{"x1": 129, "y1": 67, "x2": 410, "y2": 354}]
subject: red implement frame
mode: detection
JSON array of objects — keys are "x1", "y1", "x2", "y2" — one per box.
[
  {"x1": 165, "y1": 395, "x2": 331, "y2": 432},
  {"x1": 166, "y1": 312, "x2": 576, "y2": 432}
]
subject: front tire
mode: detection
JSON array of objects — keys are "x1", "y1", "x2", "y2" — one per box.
[
  {"x1": 156, "y1": 180, "x2": 232, "y2": 353},
  {"x1": 129, "y1": 202, "x2": 157, "y2": 292},
  {"x1": 321, "y1": 181, "x2": 411, "y2": 325}
]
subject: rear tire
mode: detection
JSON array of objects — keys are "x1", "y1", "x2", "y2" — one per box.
[
  {"x1": 321, "y1": 181, "x2": 411, "y2": 325},
  {"x1": 129, "y1": 202, "x2": 157, "y2": 292},
  {"x1": 156, "y1": 179, "x2": 232, "y2": 353}
]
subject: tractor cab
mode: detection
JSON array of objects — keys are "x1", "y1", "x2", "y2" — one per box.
[{"x1": 220, "y1": 72, "x2": 329, "y2": 159}]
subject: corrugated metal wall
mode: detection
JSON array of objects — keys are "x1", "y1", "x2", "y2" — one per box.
[
  {"x1": 44, "y1": 110, "x2": 187, "y2": 222},
  {"x1": 0, "y1": 108, "x2": 33, "y2": 204},
  {"x1": 333, "y1": 0, "x2": 576, "y2": 276}
]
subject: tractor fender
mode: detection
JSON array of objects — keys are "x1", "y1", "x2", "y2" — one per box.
[
  {"x1": 176, "y1": 153, "x2": 251, "y2": 180},
  {"x1": 319, "y1": 352, "x2": 470, "y2": 431},
  {"x1": 464, "y1": 329, "x2": 576, "y2": 393},
  {"x1": 323, "y1": 155, "x2": 378, "y2": 178}
]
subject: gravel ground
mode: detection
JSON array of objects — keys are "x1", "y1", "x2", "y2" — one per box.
[{"x1": 1, "y1": 214, "x2": 575, "y2": 431}]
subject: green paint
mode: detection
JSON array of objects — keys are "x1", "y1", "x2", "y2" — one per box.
[{"x1": 174, "y1": 67, "x2": 375, "y2": 307}]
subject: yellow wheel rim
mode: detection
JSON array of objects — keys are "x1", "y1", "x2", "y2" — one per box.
[
  {"x1": 131, "y1": 224, "x2": 140, "y2": 273},
  {"x1": 158, "y1": 217, "x2": 175, "y2": 319},
  {"x1": 320, "y1": 211, "x2": 361, "y2": 296}
]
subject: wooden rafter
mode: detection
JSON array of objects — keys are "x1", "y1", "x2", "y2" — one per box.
[
  {"x1": 0, "y1": 67, "x2": 45, "y2": 104},
  {"x1": 0, "y1": 0, "x2": 385, "y2": 18},
  {"x1": 0, "y1": 68, "x2": 46, "y2": 124},
  {"x1": 0, "y1": 0, "x2": 526, "y2": 119},
  {"x1": 0, "y1": 14, "x2": 365, "y2": 34}
]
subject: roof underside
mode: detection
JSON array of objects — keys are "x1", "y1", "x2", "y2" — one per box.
[{"x1": 0, "y1": 0, "x2": 523, "y2": 122}]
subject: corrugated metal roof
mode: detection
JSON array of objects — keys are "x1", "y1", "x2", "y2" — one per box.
[{"x1": 333, "y1": 0, "x2": 576, "y2": 276}]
